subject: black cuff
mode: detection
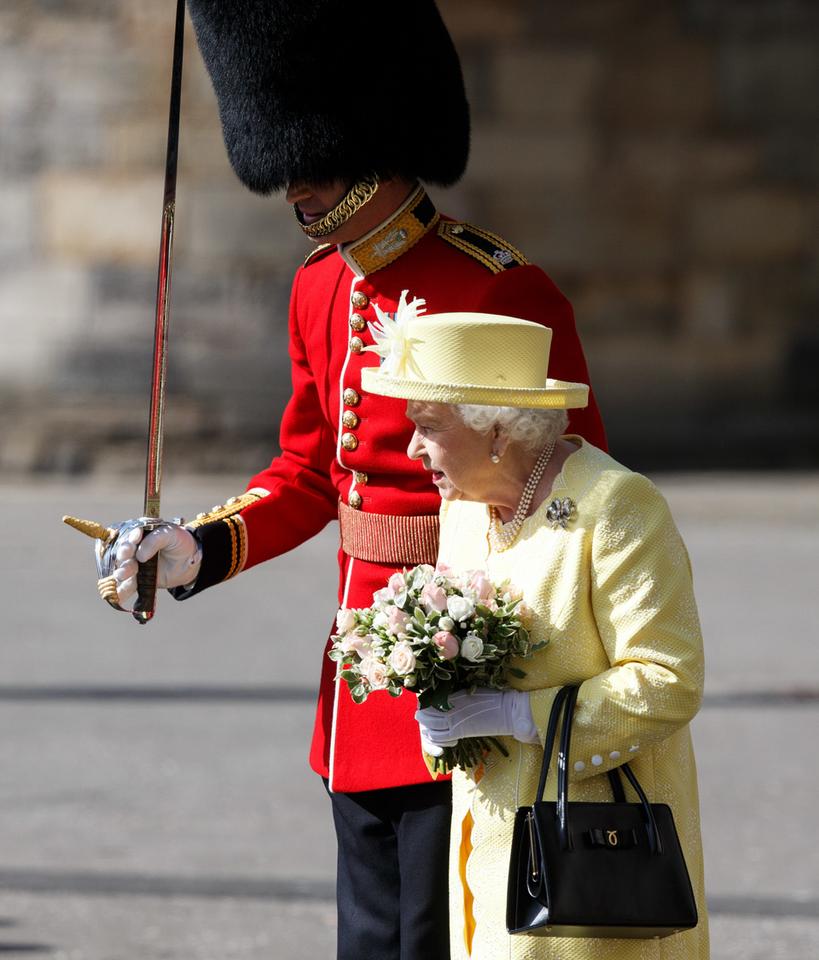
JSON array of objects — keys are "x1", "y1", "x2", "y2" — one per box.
[{"x1": 169, "y1": 520, "x2": 239, "y2": 600}]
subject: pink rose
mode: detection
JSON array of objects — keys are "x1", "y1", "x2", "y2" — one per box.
[
  {"x1": 432, "y1": 631, "x2": 458, "y2": 660},
  {"x1": 420, "y1": 582, "x2": 448, "y2": 613},
  {"x1": 435, "y1": 561, "x2": 454, "y2": 577},
  {"x1": 516, "y1": 601, "x2": 533, "y2": 625},
  {"x1": 387, "y1": 607, "x2": 411, "y2": 636},
  {"x1": 387, "y1": 572, "x2": 406, "y2": 597},
  {"x1": 350, "y1": 636, "x2": 373, "y2": 660},
  {"x1": 502, "y1": 583, "x2": 524, "y2": 604},
  {"x1": 342, "y1": 634, "x2": 372, "y2": 657},
  {"x1": 469, "y1": 571, "x2": 495, "y2": 603}
]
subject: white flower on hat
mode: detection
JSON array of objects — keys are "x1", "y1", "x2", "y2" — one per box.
[{"x1": 364, "y1": 290, "x2": 426, "y2": 377}]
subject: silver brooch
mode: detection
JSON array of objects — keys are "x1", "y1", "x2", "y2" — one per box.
[{"x1": 546, "y1": 497, "x2": 576, "y2": 530}]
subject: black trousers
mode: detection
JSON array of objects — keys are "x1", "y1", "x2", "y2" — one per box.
[{"x1": 325, "y1": 779, "x2": 452, "y2": 960}]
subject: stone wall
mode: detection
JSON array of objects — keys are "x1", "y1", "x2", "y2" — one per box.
[{"x1": 1, "y1": 0, "x2": 817, "y2": 475}]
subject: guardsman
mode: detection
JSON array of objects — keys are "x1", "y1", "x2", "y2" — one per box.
[{"x1": 89, "y1": 2, "x2": 607, "y2": 958}]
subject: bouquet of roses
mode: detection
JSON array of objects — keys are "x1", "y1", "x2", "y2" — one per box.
[{"x1": 328, "y1": 563, "x2": 546, "y2": 771}]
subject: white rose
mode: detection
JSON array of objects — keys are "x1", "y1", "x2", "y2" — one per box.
[
  {"x1": 438, "y1": 616, "x2": 455, "y2": 632},
  {"x1": 460, "y1": 633, "x2": 484, "y2": 662},
  {"x1": 335, "y1": 608, "x2": 356, "y2": 634},
  {"x1": 372, "y1": 611, "x2": 389, "y2": 630},
  {"x1": 410, "y1": 564, "x2": 435, "y2": 589},
  {"x1": 389, "y1": 640, "x2": 417, "y2": 676},
  {"x1": 447, "y1": 595, "x2": 475, "y2": 622},
  {"x1": 372, "y1": 587, "x2": 392, "y2": 607},
  {"x1": 460, "y1": 587, "x2": 478, "y2": 605},
  {"x1": 362, "y1": 657, "x2": 389, "y2": 690}
]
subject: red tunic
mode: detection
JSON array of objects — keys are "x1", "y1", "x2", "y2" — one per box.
[{"x1": 177, "y1": 187, "x2": 606, "y2": 792}]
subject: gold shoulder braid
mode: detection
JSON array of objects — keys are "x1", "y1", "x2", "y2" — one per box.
[
  {"x1": 302, "y1": 242, "x2": 334, "y2": 268},
  {"x1": 298, "y1": 176, "x2": 380, "y2": 239},
  {"x1": 187, "y1": 489, "x2": 269, "y2": 580},
  {"x1": 185, "y1": 490, "x2": 267, "y2": 530},
  {"x1": 438, "y1": 221, "x2": 529, "y2": 273}
]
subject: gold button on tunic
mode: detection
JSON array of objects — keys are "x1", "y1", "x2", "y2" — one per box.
[
  {"x1": 349, "y1": 313, "x2": 367, "y2": 331},
  {"x1": 348, "y1": 491, "x2": 363, "y2": 509},
  {"x1": 354, "y1": 471, "x2": 368, "y2": 485},
  {"x1": 342, "y1": 410, "x2": 360, "y2": 429},
  {"x1": 351, "y1": 290, "x2": 369, "y2": 309},
  {"x1": 349, "y1": 336, "x2": 364, "y2": 354},
  {"x1": 341, "y1": 432, "x2": 358, "y2": 452},
  {"x1": 343, "y1": 388, "x2": 360, "y2": 407}
]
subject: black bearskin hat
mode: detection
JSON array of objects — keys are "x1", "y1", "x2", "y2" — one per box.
[{"x1": 186, "y1": 0, "x2": 471, "y2": 194}]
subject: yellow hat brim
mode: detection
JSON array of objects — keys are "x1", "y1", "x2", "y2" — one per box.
[{"x1": 361, "y1": 367, "x2": 589, "y2": 410}]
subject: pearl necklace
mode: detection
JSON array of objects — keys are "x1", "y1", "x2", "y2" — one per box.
[{"x1": 488, "y1": 439, "x2": 557, "y2": 552}]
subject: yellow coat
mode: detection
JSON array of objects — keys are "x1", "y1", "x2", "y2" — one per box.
[{"x1": 437, "y1": 439, "x2": 709, "y2": 960}]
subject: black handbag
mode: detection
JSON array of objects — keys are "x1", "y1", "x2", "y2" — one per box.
[{"x1": 507, "y1": 684, "x2": 698, "y2": 939}]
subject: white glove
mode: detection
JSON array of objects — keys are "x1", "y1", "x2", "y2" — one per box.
[
  {"x1": 113, "y1": 522, "x2": 202, "y2": 604},
  {"x1": 415, "y1": 689, "x2": 539, "y2": 757}
]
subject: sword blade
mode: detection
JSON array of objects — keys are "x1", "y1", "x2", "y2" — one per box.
[{"x1": 133, "y1": 0, "x2": 186, "y2": 625}]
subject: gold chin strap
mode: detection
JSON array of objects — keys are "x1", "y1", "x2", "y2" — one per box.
[{"x1": 297, "y1": 175, "x2": 380, "y2": 239}]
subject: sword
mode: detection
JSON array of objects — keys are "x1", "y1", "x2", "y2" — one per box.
[{"x1": 64, "y1": 0, "x2": 186, "y2": 624}]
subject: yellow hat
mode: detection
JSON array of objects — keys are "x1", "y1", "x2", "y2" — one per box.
[{"x1": 360, "y1": 297, "x2": 588, "y2": 410}]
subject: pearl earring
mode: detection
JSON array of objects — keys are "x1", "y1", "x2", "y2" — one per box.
[{"x1": 490, "y1": 453, "x2": 501, "y2": 464}]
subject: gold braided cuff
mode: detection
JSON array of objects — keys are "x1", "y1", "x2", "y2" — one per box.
[{"x1": 339, "y1": 500, "x2": 439, "y2": 566}]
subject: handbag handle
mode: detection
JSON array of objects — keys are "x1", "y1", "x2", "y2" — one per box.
[
  {"x1": 535, "y1": 685, "x2": 625, "y2": 806},
  {"x1": 534, "y1": 684, "x2": 573, "y2": 804},
  {"x1": 538, "y1": 684, "x2": 664, "y2": 854}
]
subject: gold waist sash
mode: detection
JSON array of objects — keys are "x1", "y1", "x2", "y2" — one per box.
[{"x1": 338, "y1": 500, "x2": 439, "y2": 566}]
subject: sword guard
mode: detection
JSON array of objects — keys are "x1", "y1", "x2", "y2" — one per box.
[{"x1": 64, "y1": 514, "x2": 164, "y2": 622}]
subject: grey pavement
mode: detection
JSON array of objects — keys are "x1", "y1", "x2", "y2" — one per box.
[{"x1": 0, "y1": 474, "x2": 818, "y2": 959}]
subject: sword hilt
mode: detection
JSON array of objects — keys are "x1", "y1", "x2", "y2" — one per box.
[
  {"x1": 133, "y1": 554, "x2": 158, "y2": 624},
  {"x1": 64, "y1": 514, "x2": 161, "y2": 621}
]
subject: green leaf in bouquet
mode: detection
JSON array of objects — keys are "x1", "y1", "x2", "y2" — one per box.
[
  {"x1": 350, "y1": 683, "x2": 368, "y2": 704},
  {"x1": 339, "y1": 669, "x2": 359, "y2": 683},
  {"x1": 418, "y1": 682, "x2": 453, "y2": 711},
  {"x1": 327, "y1": 648, "x2": 344, "y2": 662},
  {"x1": 388, "y1": 684, "x2": 403, "y2": 698},
  {"x1": 487, "y1": 736, "x2": 510, "y2": 758},
  {"x1": 413, "y1": 607, "x2": 426, "y2": 625}
]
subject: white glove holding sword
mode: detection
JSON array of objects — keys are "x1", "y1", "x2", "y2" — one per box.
[{"x1": 111, "y1": 522, "x2": 202, "y2": 605}]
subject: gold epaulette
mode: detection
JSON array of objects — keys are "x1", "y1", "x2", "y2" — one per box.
[
  {"x1": 438, "y1": 221, "x2": 529, "y2": 273},
  {"x1": 186, "y1": 488, "x2": 269, "y2": 530},
  {"x1": 186, "y1": 488, "x2": 269, "y2": 582},
  {"x1": 302, "y1": 242, "x2": 334, "y2": 268}
]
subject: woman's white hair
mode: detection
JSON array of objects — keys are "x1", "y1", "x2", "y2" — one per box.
[{"x1": 454, "y1": 404, "x2": 569, "y2": 452}]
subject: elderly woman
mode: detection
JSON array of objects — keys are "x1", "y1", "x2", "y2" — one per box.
[{"x1": 361, "y1": 311, "x2": 708, "y2": 960}]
